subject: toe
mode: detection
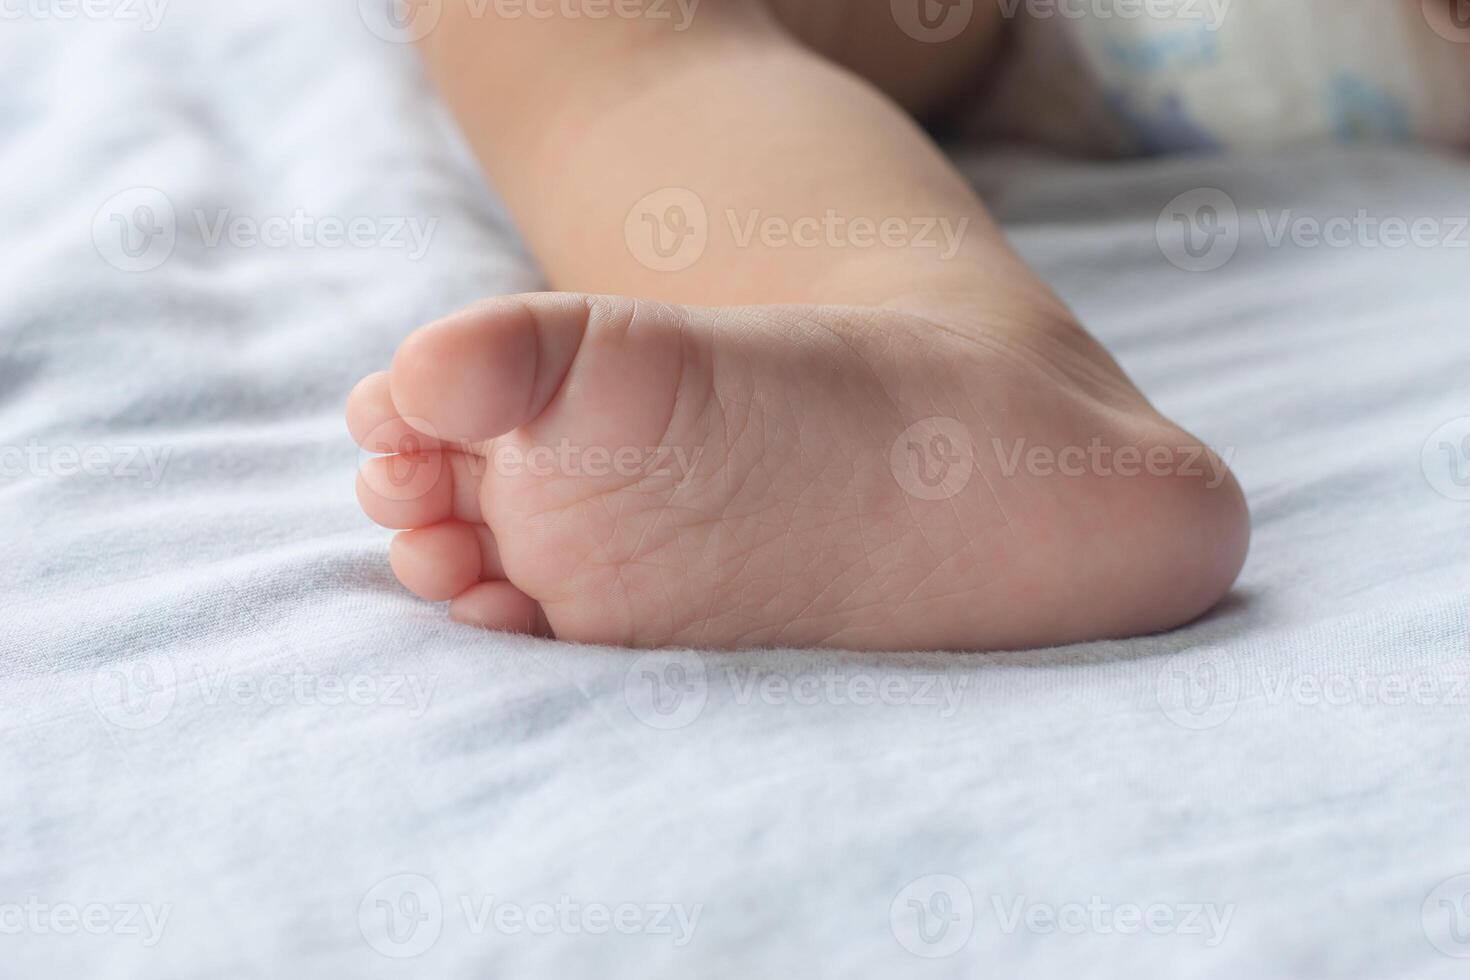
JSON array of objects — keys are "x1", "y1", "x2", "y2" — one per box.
[
  {"x1": 389, "y1": 523, "x2": 484, "y2": 602},
  {"x1": 356, "y1": 449, "x2": 485, "y2": 530},
  {"x1": 347, "y1": 371, "x2": 445, "y2": 453},
  {"x1": 389, "y1": 293, "x2": 593, "y2": 444},
  {"x1": 449, "y1": 581, "x2": 547, "y2": 636}
]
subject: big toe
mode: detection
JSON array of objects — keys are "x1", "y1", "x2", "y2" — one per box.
[{"x1": 389, "y1": 293, "x2": 593, "y2": 444}]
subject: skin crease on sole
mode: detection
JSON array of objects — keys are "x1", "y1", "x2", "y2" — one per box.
[{"x1": 349, "y1": 291, "x2": 1250, "y2": 652}]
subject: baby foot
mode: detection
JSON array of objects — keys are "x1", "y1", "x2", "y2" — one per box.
[{"x1": 348, "y1": 291, "x2": 1247, "y2": 650}]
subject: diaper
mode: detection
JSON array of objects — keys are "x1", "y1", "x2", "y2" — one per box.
[{"x1": 971, "y1": 0, "x2": 1470, "y2": 156}]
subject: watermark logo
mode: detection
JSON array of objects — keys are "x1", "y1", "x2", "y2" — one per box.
[
  {"x1": 624, "y1": 189, "x2": 969, "y2": 272},
  {"x1": 193, "y1": 209, "x2": 436, "y2": 259},
  {"x1": 1422, "y1": 418, "x2": 1470, "y2": 502},
  {"x1": 625, "y1": 188, "x2": 708, "y2": 273},
  {"x1": 1160, "y1": 662, "x2": 1470, "y2": 729},
  {"x1": 91, "y1": 653, "x2": 177, "y2": 730},
  {"x1": 1156, "y1": 650, "x2": 1238, "y2": 730},
  {"x1": 890, "y1": 417, "x2": 974, "y2": 501},
  {"x1": 359, "y1": 874, "x2": 443, "y2": 958},
  {"x1": 358, "y1": 877, "x2": 700, "y2": 951},
  {"x1": 891, "y1": 0, "x2": 974, "y2": 43},
  {"x1": 1160, "y1": 188, "x2": 1470, "y2": 272},
  {"x1": 1424, "y1": 0, "x2": 1470, "y2": 43},
  {"x1": 356, "y1": 416, "x2": 446, "y2": 503},
  {"x1": 94, "y1": 188, "x2": 437, "y2": 271},
  {"x1": 624, "y1": 651, "x2": 708, "y2": 730},
  {"x1": 360, "y1": 0, "x2": 443, "y2": 42},
  {"x1": 1157, "y1": 188, "x2": 1239, "y2": 273},
  {"x1": 890, "y1": 875, "x2": 975, "y2": 958},
  {"x1": 94, "y1": 187, "x2": 176, "y2": 273},
  {"x1": 1423, "y1": 874, "x2": 1470, "y2": 958},
  {"x1": 893, "y1": 876, "x2": 1234, "y2": 953}
]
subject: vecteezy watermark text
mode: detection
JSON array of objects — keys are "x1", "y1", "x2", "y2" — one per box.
[
  {"x1": 1158, "y1": 188, "x2": 1470, "y2": 272},
  {"x1": 357, "y1": 874, "x2": 701, "y2": 958},
  {"x1": 888, "y1": 418, "x2": 1234, "y2": 504},
  {"x1": 624, "y1": 652, "x2": 970, "y2": 731},
  {"x1": 358, "y1": 426, "x2": 707, "y2": 505},
  {"x1": 193, "y1": 209, "x2": 435, "y2": 260},
  {"x1": 1, "y1": 440, "x2": 171, "y2": 488},
  {"x1": 890, "y1": 0, "x2": 1231, "y2": 45},
  {"x1": 458, "y1": 896, "x2": 701, "y2": 945},
  {"x1": 0, "y1": 899, "x2": 171, "y2": 947},
  {"x1": 91, "y1": 653, "x2": 440, "y2": 731},
  {"x1": 992, "y1": 437, "x2": 1235, "y2": 488},
  {"x1": 990, "y1": 895, "x2": 1234, "y2": 946},
  {"x1": 889, "y1": 874, "x2": 1234, "y2": 959},
  {"x1": 997, "y1": 0, "x2": 1231, "y2": 27},
  {"x1": 93, "y1": 188, "x2": 438, "y2": 272},
  {"x1": 726, "y1": 667, "x2": 967, "y2": 718},
  {"x1": 485, "y1": 441, "x2": 702, "y2": 482},
  {"x1": 1, "y1": 0, "x2": 168, "y2": 29},
  {"x1": 194, "y1": 667, "x2": 437, "y2": 717},
  {"x1": 1159, "y1": 655, "x2": 1470, "y2": 731},
  {"x1": 359, "y1": 0, "x2": 701, "y2": 43},
  {"x1": 624, "y1": 188, "x2": 970, "y2": 273}
]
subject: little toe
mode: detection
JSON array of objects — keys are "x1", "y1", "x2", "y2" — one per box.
[{"x1": 449, "y1": 581, "x2": 548, "y2": 636}]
